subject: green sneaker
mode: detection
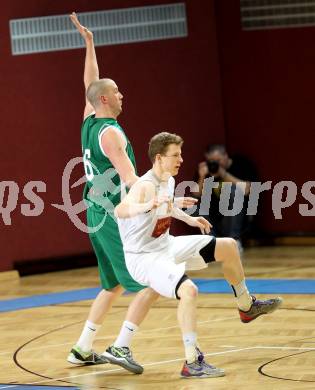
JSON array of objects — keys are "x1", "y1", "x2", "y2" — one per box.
[
  {"x1": 102, "y1": 345, "x2": 143, "y2": 374},
  {"x1": 67, "y1": 345, "x2": 108, "y2": 365}
]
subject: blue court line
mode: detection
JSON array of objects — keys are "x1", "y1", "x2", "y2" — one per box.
[
  {"x1": 0, "y1": 279, "x2": 314, "y2": 313},
  {"x1": 194, "y1": 279, "x2": 315, "y2": 294},
  {"x1": 0, "y1": 288, "x2": 101, "y2": 313},
  {"x1": 0, "y1": 386, "x2": 79, "y2": 390}
]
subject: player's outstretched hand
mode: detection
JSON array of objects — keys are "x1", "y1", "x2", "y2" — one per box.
[
  {"x1": 70, "y1": 12, "x2": 93, "y2": 42},
  {"x1": 150, "y1": 195, "x2": 170, "y2": 210},
  {"x1": 187, "y1": 216, "x2": 212, "y2": 234},
  {"x1": 174, "y1": 197, "x2": 198, "y2": 209}
]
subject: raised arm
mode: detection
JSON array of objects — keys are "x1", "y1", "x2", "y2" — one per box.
[{"x1": 70, "y1": 12, "x2": 98, "y2": 119}]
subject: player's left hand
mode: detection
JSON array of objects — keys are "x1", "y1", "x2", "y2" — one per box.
[
  {"x1": 187, "y1": 216, "x2": 212, "y2": 234},
  {"x1": 174, "y1": 197, "x2": 198, "y2": 209},
  {"x1": 70, "y1": 12, "x2": 93, "y2": 42}
]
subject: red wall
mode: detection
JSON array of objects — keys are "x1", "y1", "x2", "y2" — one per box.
[
  {"x1": 0, "y1": 0, "x2": 224, "y2": 271},
  {"x1": 215, "y1": 1, "x2": 315, "y2": 234}
]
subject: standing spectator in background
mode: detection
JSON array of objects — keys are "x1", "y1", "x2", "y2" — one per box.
[{"x1": 192, "y1": 144, "x2": 257, "y2": 251}]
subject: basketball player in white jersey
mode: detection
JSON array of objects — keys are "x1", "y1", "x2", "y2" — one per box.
[{"x1": 114, "y1": 132, "x2": 282, "y2": 378}]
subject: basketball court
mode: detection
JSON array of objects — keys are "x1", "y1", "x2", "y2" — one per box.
[{"x1": 1, "y1": 246, "x2": 314, "y2": 390}]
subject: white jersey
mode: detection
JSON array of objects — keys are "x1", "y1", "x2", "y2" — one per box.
[{"x1": 117, "y1": 170, "x2": 175, "y2": 253}]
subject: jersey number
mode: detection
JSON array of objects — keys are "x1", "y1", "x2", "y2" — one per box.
[{"x1": 83, "y1": 149, "x2": 94, "y2": 181}]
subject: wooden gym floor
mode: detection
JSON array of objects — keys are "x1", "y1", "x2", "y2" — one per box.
[{"x1": 0, "y1": 246, "x2": 314, "y2": 390}]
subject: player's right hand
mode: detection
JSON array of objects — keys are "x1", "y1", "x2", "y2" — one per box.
[
  {"x1": 70, "y1": 12, "x2": 93, "y2": 41},
  {"x1": 150, "y1": 195, "x2": 170, "y2": 210}
]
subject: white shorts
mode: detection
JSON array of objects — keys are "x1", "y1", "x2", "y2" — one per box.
[{"x1": 125, "y1": 235, "x2": 214, "y2": 299}]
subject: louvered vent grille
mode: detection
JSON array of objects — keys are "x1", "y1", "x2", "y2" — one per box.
[
  {"x1": 10, "y1": 3, "x2": 187, "y2": 55},
  {"x1": 241, "y1": 0, "x2": 315, "y2": 30}
]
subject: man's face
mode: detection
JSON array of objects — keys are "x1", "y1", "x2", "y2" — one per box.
[
  {"x1": 159, "y1": 144, "x2": 183, "y2": 176},
  {"x1": 206, "y1": 150, "x2": 229, "y2": 169},
  {"x1": 103, "y1": 80, "x2": 123, "y2": 115}
]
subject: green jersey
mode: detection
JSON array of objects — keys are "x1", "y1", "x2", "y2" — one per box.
[{"x1": 81, "y1": 115, "x2": 136, "y2": 214}]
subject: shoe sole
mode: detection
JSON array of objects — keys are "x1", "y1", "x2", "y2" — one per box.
[
  {"x1": 67, "y1": 354, "x2": 91, "y2": 365},
  {"x1": 181, "y1": 371, "x2": 225, "y2": 379},
  {"x1": 240, "y1": 297, "x2": 283, "y2": 323},
  {"x1": 102, "y1": 352, "x2": 143, "y2": 374},
  {"x1": 67, "y1": 353, "x2": 108, "y2": 365}
]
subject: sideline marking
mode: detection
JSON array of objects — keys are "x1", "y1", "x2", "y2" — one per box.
[{"x1": 2, "y1": 345, "x2": 314, "y2": 389}]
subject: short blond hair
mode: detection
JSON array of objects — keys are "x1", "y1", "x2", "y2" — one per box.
[
  {"x1": 86, "y1": 78, "x2": 113, "y2": 108},
  {"x1": 148, "y1": 132, "x2": 183, "y2": 163}
]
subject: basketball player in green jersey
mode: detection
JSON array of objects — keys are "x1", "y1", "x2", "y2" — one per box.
[{"x1": 67, "y1": 13, "x2": 160, "y2": 374}]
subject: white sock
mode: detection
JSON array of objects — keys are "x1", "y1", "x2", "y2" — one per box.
[
  {"x1": 113, "y1": 321, "x2": 139, "y2": 348},
  {"x1": 76, "y1": 320, "x2": 101, "y2": 352},
  {"x1": 183, "y1": 332, "x2": 197, "y2": 364},
  {"x1": 231, "y1": 279, "x2": 252, "y2": 311}
]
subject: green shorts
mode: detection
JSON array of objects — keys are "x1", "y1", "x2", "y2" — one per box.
[{"x1": 87, "y1": 208, "x2": 146, "y2": 292}]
